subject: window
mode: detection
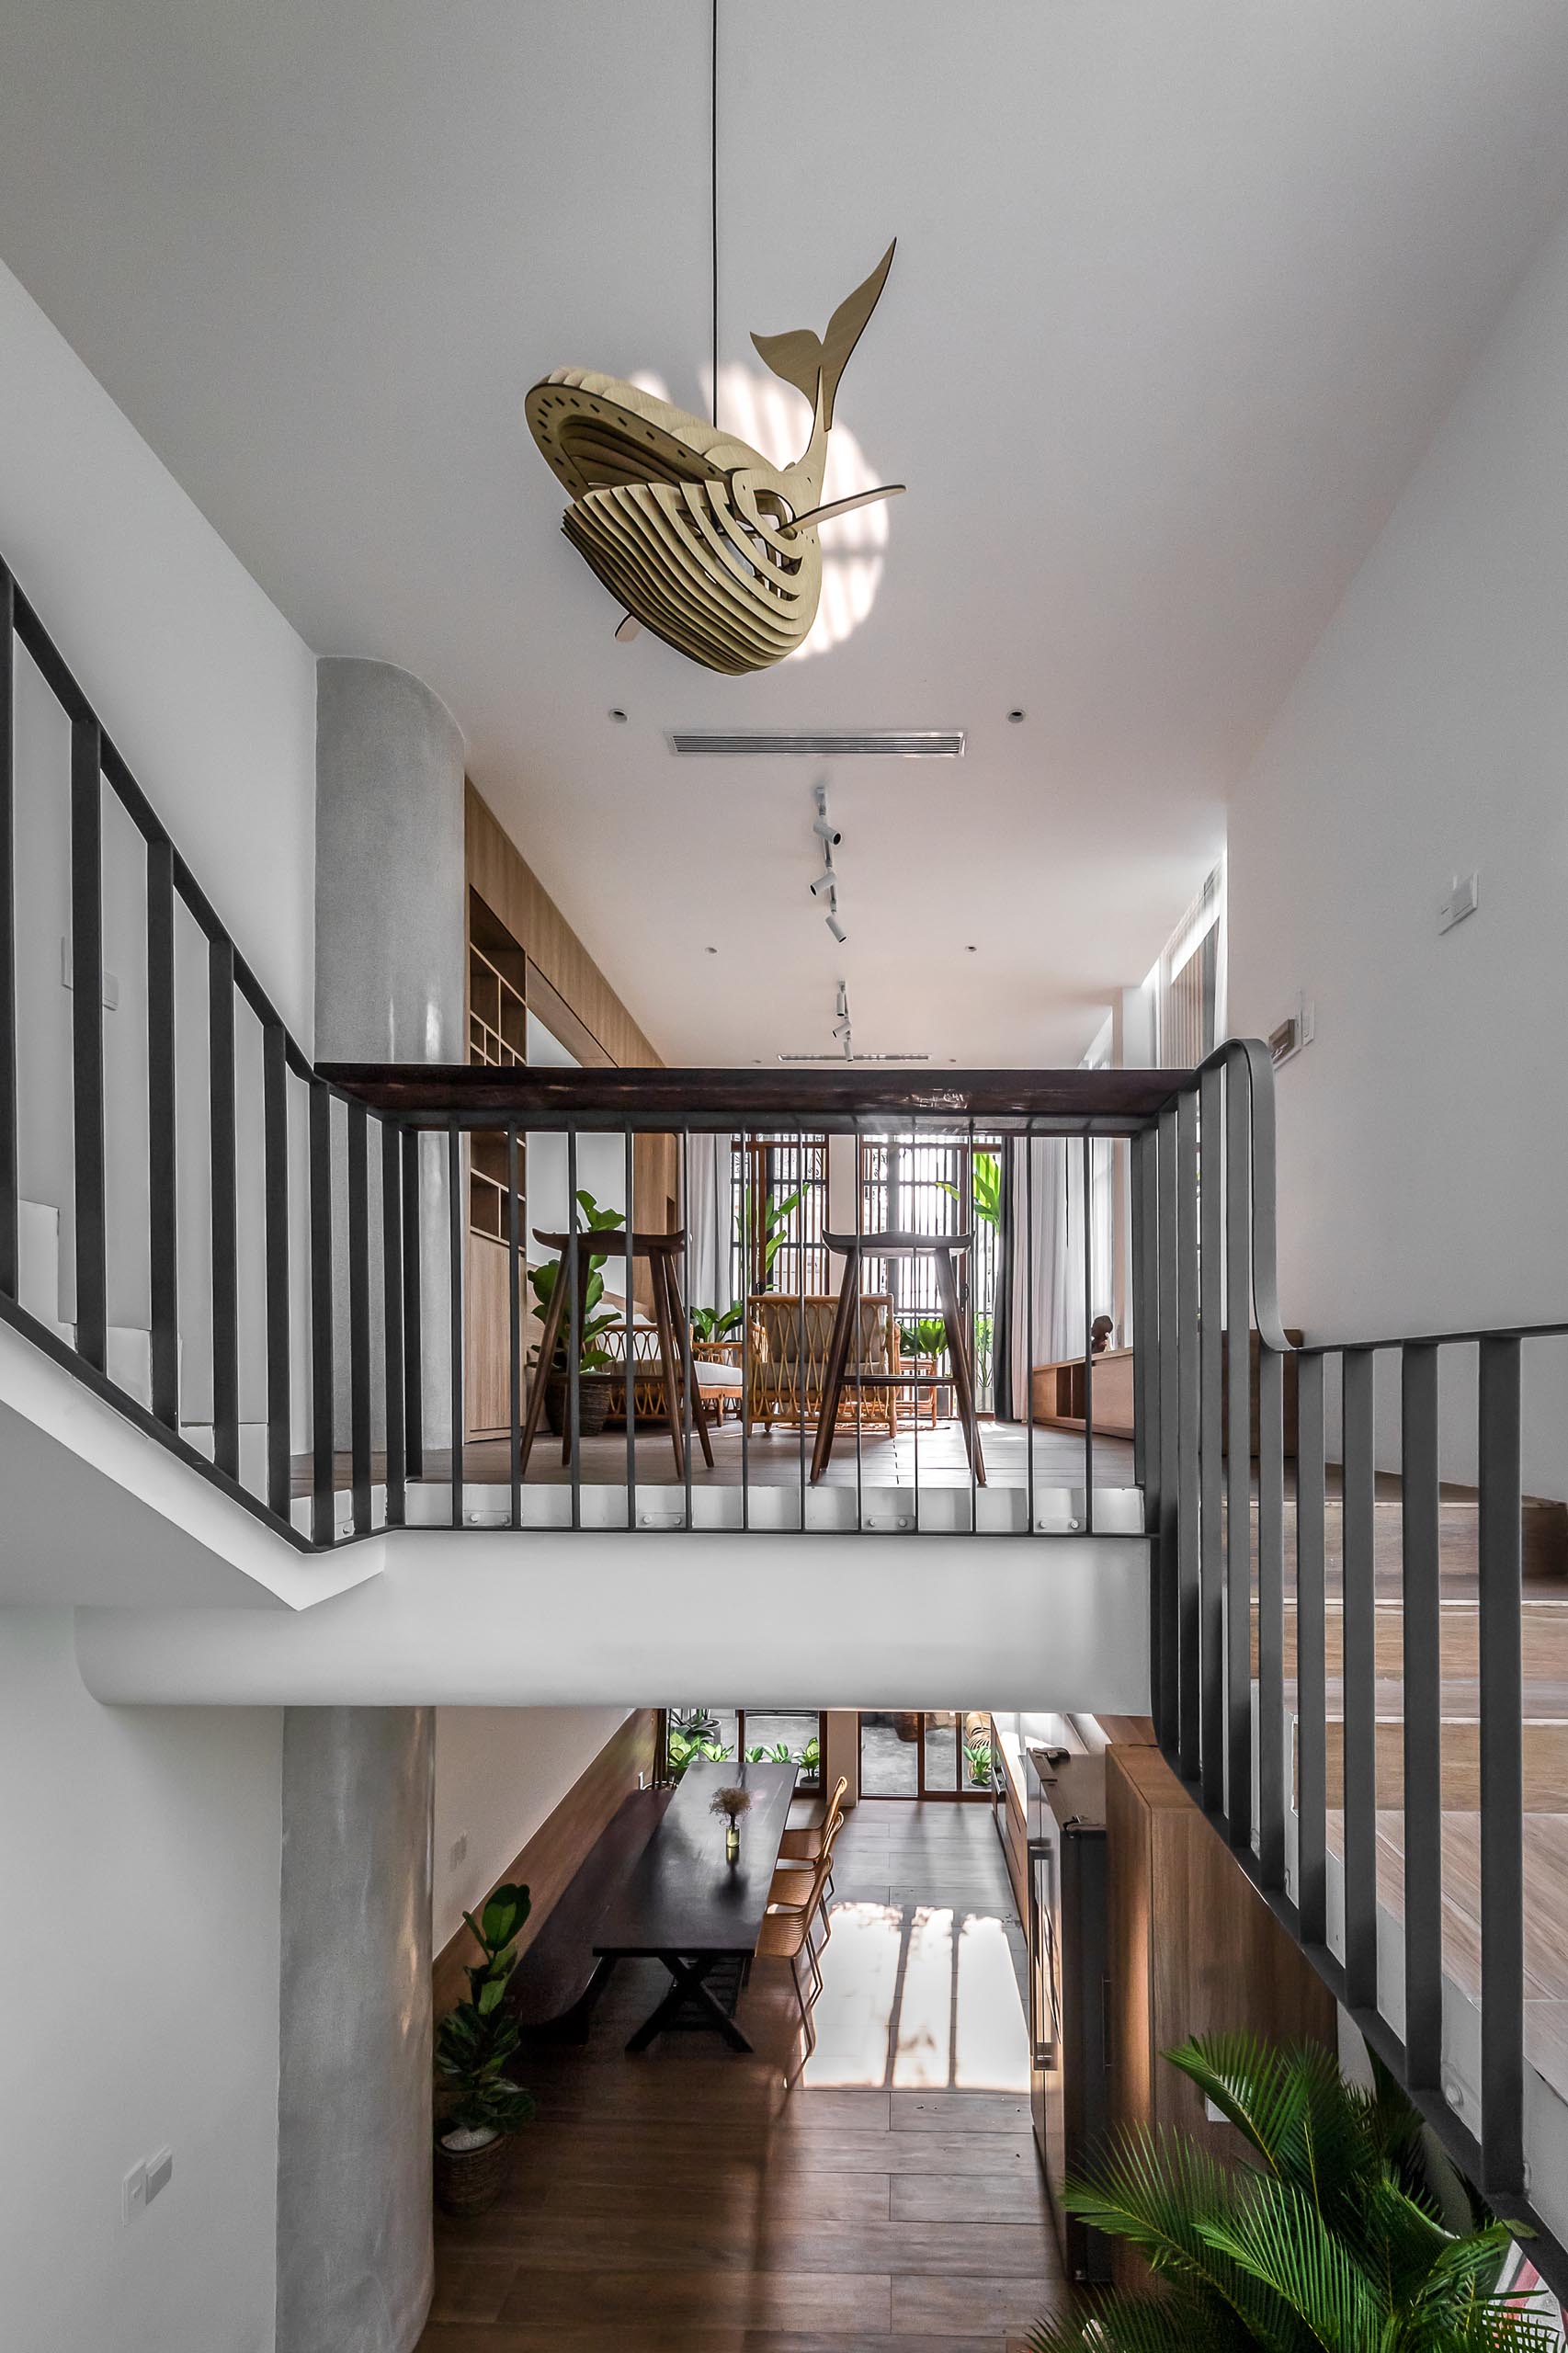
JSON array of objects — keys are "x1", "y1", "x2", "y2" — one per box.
[
  {"x1": 732, "y1": 1135, "x2": 828, "y2": 1295},
  {"x1": 1153, "y1": 859, "x2": 1225, "y2": 1068}
]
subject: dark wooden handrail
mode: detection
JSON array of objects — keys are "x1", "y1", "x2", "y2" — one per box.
[{"x1": 315, "y1": 1061, "x2": 1188, "y2": 1132}]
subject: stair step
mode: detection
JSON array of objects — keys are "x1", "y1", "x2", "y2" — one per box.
[
  {"x1": 1256, "y1": 1597, "x2": 1568, "y2": 1680},
  {"x1": 1228, "y1": 1492, "x2": 1568, "y2": 1582},
  {"x1": 1312, "y1": 1716, "x2": 1568, "y2": 1810}
]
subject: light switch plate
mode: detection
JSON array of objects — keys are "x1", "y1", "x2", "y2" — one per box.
[
  {"x1": 145, "y1": 2147, "x2": 174, "y2": 2205},
  {"x1": 122, "y1": 2162, "x2": 147, "y2": 2224},
  {"x1": 1438, "y1": 872, "x2": 1479, "y2": 934}
]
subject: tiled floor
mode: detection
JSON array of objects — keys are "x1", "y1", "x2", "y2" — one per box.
[{"x1": 418, "y1": 1796, "x2": 1066, "y2": 2351}]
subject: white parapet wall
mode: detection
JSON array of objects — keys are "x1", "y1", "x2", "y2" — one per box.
[{"x1": 74, "y1": 1529, "x2": 1152, "y2": 1711}]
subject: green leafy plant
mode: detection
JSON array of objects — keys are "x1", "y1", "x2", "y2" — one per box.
[
  {"x1": 800, "y1": 1735, "x2": 821, "y2": 1776},
  {"x1": 667, "y1": 1707, "x2": 733, "y2": 1779},
  {"x1": 745, "y1": 1740, "x2": 795, "y2": 1764},
  {"x1": 691, "y1": 1302, "x2": 744, "y2": 1343},
  {"x1": 898, "y1": 1314, "x2": 949, "y2": 1363},
  {"x1": 743, "y1": 1182, "x2": 803, "y2": 1290},
  {"x1": 435, "y1": 1882, "x2": 536, "y2": 2143},
  {"x1": 937, "y1": 1148, "x2": 1001, "y2": 1231},
  {"x1": 1028, "y1": 2034, "x2": 1552, "y2": 2353},
  {"x1": 964, "y1": 1739, "x2": 994, "y2": 1789},
  {"x1": 528, "y1": 1189, "x2": 624, "y2": 1373}
]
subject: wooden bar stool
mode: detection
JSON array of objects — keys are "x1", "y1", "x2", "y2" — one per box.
[
  {"x1": 811, "y1": 1230, "x2": 986, "y2": 1485},
  {"x1": 517, "y1": 1228, "x2": 713, "y2": 1480}
]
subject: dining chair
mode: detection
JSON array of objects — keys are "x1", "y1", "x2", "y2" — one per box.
[
  {"x1": 755, "y1": 1847, "x2": 835, "y2": 2048},
  {"x1": 767, "y1": 1811, "x2": 843, "y2": 1948},
  {"x1": 778, "y1": 1774, "x2": 848, "y2": 1863}
]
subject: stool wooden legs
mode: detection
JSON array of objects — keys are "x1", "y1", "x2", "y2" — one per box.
[
  {"x1": 934, "y1": 1245, "x2": 986, "y2": 1485},
  {"x1": 811, "y1": 1256, "x2": 861, "y2": 1482}
]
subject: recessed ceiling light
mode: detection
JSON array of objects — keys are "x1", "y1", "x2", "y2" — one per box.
[
  {"x1": 706, "y1": 945, "x2": 718, "y2": 955},
  {"x1": 966, "y1": 944, "x2": 978, "y2": 953},
  {"x1": 1007, "y1": 708, "x2": 1026, "y2": 723},
  {"x1": 608, "y1": 707, "x2": 628, "y2": 722}
]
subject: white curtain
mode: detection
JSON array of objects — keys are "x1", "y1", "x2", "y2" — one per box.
[
  {"x1": 684, "y1": 1131, "x2": 734, "y2": 1313},
  {"x1": 1007, "y1": 1137, "x2": 1082, "y2": 1410}
]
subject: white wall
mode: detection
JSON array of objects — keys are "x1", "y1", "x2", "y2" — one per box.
[
  {"x1": 0, "y1": 1610, "x2": 282, "y2": 2353},
  {"x1": 0, "y1": 256, "x2": 318, "y2": 1449},
  {"x1": 0, "y1": 256, "x2": 317, "y2": 1040},
  {"x1": 1227, "y1": 200, "x2": 1568, "y2": 1493},
  {"x1": 432, "y1": 1705, "x2": 631, "y2": 1949}
]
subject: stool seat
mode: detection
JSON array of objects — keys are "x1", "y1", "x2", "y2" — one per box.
[{"x1": 811, "y1": 1229, "x2": 985, "y2": 1486}]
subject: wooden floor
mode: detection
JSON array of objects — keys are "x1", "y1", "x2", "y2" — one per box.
[
  {"x1": 297, "y1": 1417, "x2": 1138, "y2": 1511},
  {"x1": 418, "y1": 1797, "x2": 1068, "y2": 2352}
]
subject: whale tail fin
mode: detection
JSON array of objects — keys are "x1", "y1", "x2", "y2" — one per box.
[{"x1": 752, "y1": 239, "x2": 895, "y2": 429}]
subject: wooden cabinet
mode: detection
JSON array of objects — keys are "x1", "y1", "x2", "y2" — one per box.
[
  {"x1": 1105, "y1": 1743, "x2": 1335, "y2": 2286},
  {"x1": 1030, "y1": 1347, "x2": 1135, "y2": 1438}
]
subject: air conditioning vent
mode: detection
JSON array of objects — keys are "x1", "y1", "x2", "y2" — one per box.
[
  {"x1": 778, "y1": 1051, "x2": 931, "y2": 1063},
  {"x1": 669, "y1": 730, "x2": 964, "y2": 758}
]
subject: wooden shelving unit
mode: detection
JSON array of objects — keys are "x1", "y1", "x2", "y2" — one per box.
[{"x1": 467, "y1": 889, "x2": 528, "y2": 1435}]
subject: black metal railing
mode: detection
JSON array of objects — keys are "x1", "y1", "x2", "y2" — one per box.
[
  {"x1": 0, "y1": 545, "x2": 1179, "y2": 1551},
  {"x1": 1139, "y1": 1038, "x2": 1567, "y2": 2283}
]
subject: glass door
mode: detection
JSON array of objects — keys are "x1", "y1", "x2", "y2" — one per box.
[{"x1": 858, "y1": 1711, "x2": 994, "y2": 1800}]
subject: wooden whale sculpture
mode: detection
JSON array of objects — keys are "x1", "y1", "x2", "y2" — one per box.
[{"x1": 525, "y1": 241, "x2": 903, "y2": 674}]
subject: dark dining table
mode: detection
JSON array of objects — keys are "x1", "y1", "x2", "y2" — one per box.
[{"x1": 592, "y1": 1756, "x2": 798, "y2": 2052}]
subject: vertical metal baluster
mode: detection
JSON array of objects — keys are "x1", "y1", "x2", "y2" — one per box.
[
  {"x1": 1133, "y1": 1127, "x2": 1160, "y2": 1702},
  {"x1": 681, "y1": 1126, "x2": 694, "y2": 1532},
  {"x1": 1024, "y1": 1129, "x2": 1035, "y2": 1536},
  {"x1": 71, "y1": 715, "x2": 107, "y2": 1371},
  {"x1": 737, "y1": 1128, "x2": 748, "y2": 1533},
  {"x1": 1198, "y1": 1063, "x2": 1224, "y2": 1808},
  {"x1": 347, "y1": 1099, "x2": 371, "y2": 1534},
  {"x1": 146, "y1": 837, "x2": 179, "y2": 1427},
  {"x1": 567, "y1": 1127, "x2": 581, "y2": 1533},
  {"x1": 507, "y1": 1122, "x2": 521, "y2": 1531},
  {"x1": 263, "y1": 1025, "x2": 290, "y2": 1519},
  {"x1": 858, "y1": 1119, "x2": 867, "y2": 1536},
  {"x1": 1083, "y1": 1129, "x2": 1096, "y2": 1540},
  {"x1": 1340, "y1": 1347, "x2": 1377, "y2": 2002},
  {"x1": 1478, "y1": 1335, "x2": 1524, "y2": 2194},
  {"x1": 381, "y1": 1120, "x2": 405, "y2": 1529},
  {"x1": 797, "y1": 1126, "x2": 807, "y2": 1532},
  {"x1": 1296, "y1": 1351, "x2": 1327, "y2": 1948},
  {"x1": 1155, "y1": 1106, "x2": 1179, "y2": 1751},
  {"x1": 0, "y1": 563, "x2": 15, "y2": 1302},
  {"x1": 449, "y1": 1117, "x2": 463, "y2": 1529},
  {"x1": 309, "y1": 1084, "x2": 334, "y2": 1545},
  {"x1": 624, "y1": 1124, "x2": 637, "y2": 1531},
  {"x1": 1401, "y1": 1340, "x2": 1442, "y2": 2086},
  {"x1": 1256, "y1": 1331, "x2": 1287, "y2": 1890},
  {"x1": 208, "y1": 938, "x2": 239, "y2": 1479},
  {"x1": 1223, "y1": 1054, "x2": 1252, "y2": 1848},
  {"x1": 402, "y1": 1127, "x2": 423, "y2": 1480},
  {"x1": 1176, "y1": 1092, "x2": 1199, "y2": 1772}
]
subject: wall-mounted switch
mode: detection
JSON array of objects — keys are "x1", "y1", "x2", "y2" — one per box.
[
  {"x1": 1269, "y1": 995, "x2": 1315, "y2": 1068},
  {"x1": 145, "y1": 2148, "x2": 174, "y2": 2206},
  {"x1": 1437, "y1": 872, "x2": 1479, "y2": 934},
  {"x1": 122, "y1": 2162, "x2": 147, "y2": 2224}
]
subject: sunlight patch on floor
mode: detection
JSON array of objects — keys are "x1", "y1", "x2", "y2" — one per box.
[
  {"x1": 892, "y1": 1906, "x2": 954, "y2": 2088},
  {"x1": 801, "y1": 1899, "x2": 1030, "y2": 2093},
  {"x1": 955, "y1": 1911, "x2": 1031, "y2": 2091},
  {"x1": 801, "y1": 1902, "x2": 903, "y2": 2086}
]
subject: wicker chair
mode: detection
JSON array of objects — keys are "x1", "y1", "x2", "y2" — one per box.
[
  {"x1": 744, "y1": 1292, "x2": 899, "y2": 1436},
  {"x1": 754, "y1": 1847, "x2": 835, "y2": 2046},
  {"x1": 776, "y1": 1774, "x2": 849, "y2": 1894},
  {"x1": 768, "y1": 1810, "x2": 844, "y2": 1939}
]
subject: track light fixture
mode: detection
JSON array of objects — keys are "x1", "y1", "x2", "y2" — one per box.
[
  {"x1": 825, "y1": 912, "x2": 847, "y2": 946},
  {"x1": 811, "y1": 784, "x2": 846, "y2": 939},
  {"x1": 809, "y1": 867, "x2": 837, "y2": 902}
]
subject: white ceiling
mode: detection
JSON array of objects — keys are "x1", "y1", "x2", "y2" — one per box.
[{"x1": 2, "y1": 3, "x2": 1566, "y2": 1066}]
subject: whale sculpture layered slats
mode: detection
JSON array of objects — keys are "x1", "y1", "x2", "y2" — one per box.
[{"x1": 524, "y1": 242, "x2": 903, "y2": 674}]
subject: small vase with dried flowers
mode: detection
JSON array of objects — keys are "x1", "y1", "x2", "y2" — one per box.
[{"x1": 710, "y1": 1783, "x2": 753, "y2": 1864}]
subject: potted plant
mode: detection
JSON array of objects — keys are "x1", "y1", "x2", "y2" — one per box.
[
  {"x1": 528, "y1": 1189, "x2": 625, "y2": 1438},
  {"x1": 666, "y1": 1706, "x2": 732, "y2": 1780},
  {"x1": 433, "y1": 1881, "x2": 535, "y2": 2217}
]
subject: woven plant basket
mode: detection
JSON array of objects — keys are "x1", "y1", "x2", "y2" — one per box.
[{"x1": 434, "y1": 2127, "x2": 515, "y2": 2217}]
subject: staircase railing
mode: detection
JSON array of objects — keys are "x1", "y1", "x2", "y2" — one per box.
[
  {"x1": 0, "y1": 546, "x2": 1180, "y2": 1552},
  {"x1": 1141, "y1": 1039, "x2": 1568, "y2": 2284}
]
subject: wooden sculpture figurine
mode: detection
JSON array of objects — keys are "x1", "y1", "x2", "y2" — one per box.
[{"x1": 525, "y1": 242, "x2": 903, "y2": 674}]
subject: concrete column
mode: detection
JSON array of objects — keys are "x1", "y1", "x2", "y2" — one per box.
[
  {"x1": 277, "y1": 1708, "x2": 435, "y2": 2353},
  {"x1": 314, "y1": 658, "x2": 465, "y2": 1446}
]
